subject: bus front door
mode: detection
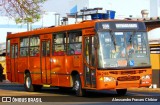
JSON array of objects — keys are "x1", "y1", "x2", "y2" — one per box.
[
  {"x1": 10, "y1": 44, "x2": 18, "y2": 82},
  {"x1": 84, "y1": 36, "x2": 96, "y2": 88},
  {"x1": 41, "y1": 40, "x2": 51, "y2": 84}
]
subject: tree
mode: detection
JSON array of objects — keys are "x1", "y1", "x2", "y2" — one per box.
[{"x1": 0, "y1": 0, "x2": 47, "y2": 23}]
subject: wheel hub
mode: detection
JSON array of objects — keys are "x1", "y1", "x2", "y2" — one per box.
[
  {"x1": 74, "y1": 80, "x2": 79, "y2": 91},
  {"x1": 26, "y1": 77, "x2": 31, "y2": 88}
]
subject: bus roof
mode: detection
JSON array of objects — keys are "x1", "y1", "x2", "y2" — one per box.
[{"x1": 7, "y1": 19, "x2": 144, "y2": 39}]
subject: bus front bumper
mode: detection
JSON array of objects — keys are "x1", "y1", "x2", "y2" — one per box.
[{"x1": 96, "y1": 77, "x2": 151, "y2": 90}]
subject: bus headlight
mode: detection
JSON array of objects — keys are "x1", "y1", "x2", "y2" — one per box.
[
  {"x1": 141, "y1": 75, "x2": 151, "y2": 80},
  {"x1": 104, "y1": 77, "x2": 115, "y2": 82}
]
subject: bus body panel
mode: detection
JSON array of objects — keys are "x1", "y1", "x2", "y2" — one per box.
[
  {"x1": 18, "y1": 57, "x2": 28, "y2": 84},
  {"x1": 6, "y1": 56, "x2": 11, "y2": 81},
  {"x1": 29, "y1": 57, "x2": 41, "y2": 84}
]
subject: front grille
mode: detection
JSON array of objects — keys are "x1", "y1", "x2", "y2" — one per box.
[
  {"x1": 117, "y1": 76, "x2": 140, "y2": 81},
  {"x1": 109, "y1": 70, "x2": 146, "y2": 75},
  {"x1": 121, "y1": 71, "x2": 136, "y2": 75}
]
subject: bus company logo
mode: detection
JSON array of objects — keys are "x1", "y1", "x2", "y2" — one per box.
[{"x1": 2, "y1": 97, "x2": 11, "y2": 102}]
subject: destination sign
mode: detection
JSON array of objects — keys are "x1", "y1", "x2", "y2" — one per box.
[
  {"x1": 116, "y1": 23, "x2": 138, "y2": 29},
  {"x1": 96, "y1": 22, "x2": 145, "y2": 31}
]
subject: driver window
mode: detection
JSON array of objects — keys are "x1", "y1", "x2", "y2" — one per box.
[{"x1": 101, "y1": 34, "x2": 112, "y2": 59}]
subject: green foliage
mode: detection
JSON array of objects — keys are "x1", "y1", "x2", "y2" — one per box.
[{"x1": 0, "y1": 0, "x2": 47, "y2": 24}]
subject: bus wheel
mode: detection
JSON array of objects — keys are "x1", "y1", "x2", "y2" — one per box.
[
  {"x1": 24, "y1": 73, "x2": 34, "y2": 92},
  {"x1": 116, "y1": 89, "x2": 127, "y2": 96},
  {"x1": 73, "y1": 74, "x2": 86, "y2": 97}
]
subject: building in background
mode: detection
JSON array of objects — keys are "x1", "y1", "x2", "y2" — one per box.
[
  {"x1": 148, "y1": 0, "x2": 160, "y2": 41},
  {"x1": 64, "y1": 0, "x2": 159, "y2": 41},
  {"x1": 68, "y1": 0, "x2": 150, "y2": 18}
]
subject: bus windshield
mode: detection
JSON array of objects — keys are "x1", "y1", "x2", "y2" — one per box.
[{"x1": 97, "y1": 31, "x2": 151, "y2": 69}]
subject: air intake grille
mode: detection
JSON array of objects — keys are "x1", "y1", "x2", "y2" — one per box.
[{"x1": 117, "y1": 76, "x2": 140, "y2": 81}]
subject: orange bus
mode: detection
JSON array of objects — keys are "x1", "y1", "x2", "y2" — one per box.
[{"x1": 6, "y1": 17, "x2": 152, "y2": 96}]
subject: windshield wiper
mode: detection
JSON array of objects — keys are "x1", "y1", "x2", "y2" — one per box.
[
  {"x1": 129, "y1": 30, "x2": 136, "y2": 43},
  {"x1": 109, "y1": 30, "x2": 116, "y2": 50}
]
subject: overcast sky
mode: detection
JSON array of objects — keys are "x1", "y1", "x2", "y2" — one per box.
[
  {"x1": 0, "y1": 0, "x2": 159, "y2": 43},
  {"x1": 42, "y1": 0, "x2": 71, "y2": 17}
]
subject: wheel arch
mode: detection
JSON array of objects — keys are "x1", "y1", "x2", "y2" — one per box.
[
  {"x1": 70, "y1": 70, "x2": 80, "y2": 87},
  {"x1": 24, "y1": 69, "x2": 31, "y2": 82},
  {"x1": 24, "y1": 69, "x2": 30, "y2": 75}
]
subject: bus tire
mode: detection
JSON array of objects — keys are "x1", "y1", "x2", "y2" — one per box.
[
  {"x1": 24, "y1": 73, "x2": 34, "y2": 92},
  {"x1": 116, "y1": 89, "x2": 127, "y2": 96},
  {"x1": 73, "y1": 74, "x2": 86, "y2": 97}
]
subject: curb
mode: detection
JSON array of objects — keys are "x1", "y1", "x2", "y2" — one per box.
[
  {"x1": 0, "y1": 80, "x2": 23, "y2": 87},
  {"x1": 128, "y1": 88, "x2": 160, "y2": 93}
]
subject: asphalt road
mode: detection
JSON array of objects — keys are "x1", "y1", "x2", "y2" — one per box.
[{"x1": 0, "y1": 84, "x2": 160, "y2": 105}]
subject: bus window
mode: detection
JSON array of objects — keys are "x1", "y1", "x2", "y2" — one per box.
[
  {"x1": 7, "y1": 40, "x2": 10, "y2": 56},
  {"x1": 53, "y1": 33, "x2": 66, "y2": 56},
  {"x1": 11, "y1": 45, "x2": 18, "y2": 58},
  {"x1": 29, "y1": 36, "x2": 40, "y2": 56},
  {"x1": 20, "y1": 37, "x2": 29, "y2": 57},
  {"x1": 42, "y1": 41, "x2": 50, "y2": 57},
  {"x1": 68, "y1": 31, "x2": 82, "y2": 55},
  {"x1": 133, "y1": 33, "x2": 147, "y2": 54}
]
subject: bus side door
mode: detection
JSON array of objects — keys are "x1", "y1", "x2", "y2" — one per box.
[
  {"x1": 6, "y1": 40, "x2": 11, "y2": 81},
  {"x1": 10, "y1": 38, "x2": 19, "y2": 82},
  {"x1": 83, "y1": 36, "x2": 96, "y2": 88},
  {"x1": 40, "y1": 34, "x2": 52, "y2": 84}
]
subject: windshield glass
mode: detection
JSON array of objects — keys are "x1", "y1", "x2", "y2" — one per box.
[{"x1": 97, "y1": 31, "x2": 150, "y2": 68}]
